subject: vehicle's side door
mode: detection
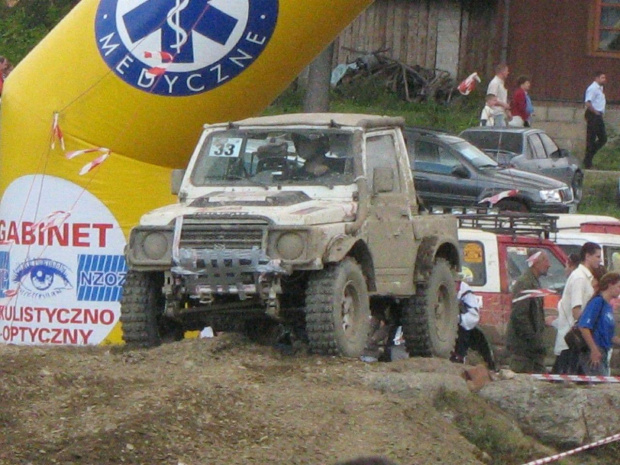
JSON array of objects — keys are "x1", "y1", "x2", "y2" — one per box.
[
  {"x1": 409, "y1": 139, "x2": 480, "y2": 207},
  {"x1": 526, "y1": 134, "x2": 554, "y2": 177},
  {"x1": 538, "y1": 132, "x2": 571, "y2": 182},
  {"x1": 365, "y1": 131, "x2": 416, "y2": 294}
]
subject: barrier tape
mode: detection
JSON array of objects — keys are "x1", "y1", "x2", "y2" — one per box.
[
  {"x1": 531, "y1": 373, "x2": 620, "y2": 384},
  {"x1": 521, "y1": 433, "x2": 620, "y2": 465}
]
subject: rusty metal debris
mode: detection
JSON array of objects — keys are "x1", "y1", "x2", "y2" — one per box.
[{"x1": 333, "y1": 52, "x2": 457, "y2": 104}]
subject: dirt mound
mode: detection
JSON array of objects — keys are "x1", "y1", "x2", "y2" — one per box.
[{"x1": 0, "y1": 336, "x2": 614, "y2": 465}]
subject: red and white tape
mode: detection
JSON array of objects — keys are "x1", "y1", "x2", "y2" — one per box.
[
  {"x1": 521, "y1": 433, "x2": 620, "y2": 465},
  {"x1": 531, "y1": 373, "x2": 620, "y2": 383}
]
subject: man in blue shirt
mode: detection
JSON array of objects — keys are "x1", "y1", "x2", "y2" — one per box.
[{"x1": 584, "y1": 71, "x2": 607, "y2": 169}]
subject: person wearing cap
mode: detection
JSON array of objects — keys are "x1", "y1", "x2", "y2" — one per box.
[
  {"x1": 450, "y1": 271, "x2": 480, "y2": 364},
  {"x1": 506, "y1": 249, "x2": 551, "y2": 373}
]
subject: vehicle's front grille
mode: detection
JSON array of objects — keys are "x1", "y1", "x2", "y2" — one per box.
[{"x1": 180, "y1": 216, "x2": 269, "y2": 250}]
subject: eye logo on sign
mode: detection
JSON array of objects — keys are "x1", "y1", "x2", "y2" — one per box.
[{"x1": 95, "y1": 0, "x2": 278, "y2": 96}]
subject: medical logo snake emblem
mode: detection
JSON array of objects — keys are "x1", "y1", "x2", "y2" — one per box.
[{"x1": 95, "y1": 0, "x2": 278, "y2": 96}]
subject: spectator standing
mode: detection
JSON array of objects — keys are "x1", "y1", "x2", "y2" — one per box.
[
  {"x1": 479, "y1": 94, "x2": 498, "y2": 127},
  {"x1": 487, "y1": 63, "x2": 511, "y2": 126},
  {"x1": 510, "y1": 76, "x2": 533, "y2": 127},
  {"x1": 577, "y1": 272, "x2": 620, "y2": 376},
  {"x1": 506, "y1": 249, "x2": 551, "y2": 373},
  {"x1": 551, "y1": 242, "x2": 601, "y2": 374},
  {"x1": 584, "y1": 71, "x2": 607, "y2": 169},
  {"x1": 450, "y1": 274, "x2": 480, "y2": 364}
]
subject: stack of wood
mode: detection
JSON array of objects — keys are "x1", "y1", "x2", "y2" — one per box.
[{"x1": 337, "y1": 52, "x2": 457, "y2": 104}]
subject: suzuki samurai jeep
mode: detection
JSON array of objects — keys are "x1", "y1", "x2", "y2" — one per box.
[{"x1": 121, "y1": 113, "x2": 460, "y2": 358}]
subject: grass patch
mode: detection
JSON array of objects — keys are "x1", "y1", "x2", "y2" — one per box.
[
  {"x1": 433, "y1": 388, "x2": 614, "y2": 465},
  {"x1": 580, "y1": 171, "x2": 619, "y2": 215}
]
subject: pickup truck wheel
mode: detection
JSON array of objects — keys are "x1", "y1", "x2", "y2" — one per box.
[
  {"x1": 304, "y1": 258, "x2": 370, "y2": 357},
  {"x1": 120, "y1": 271, "x2": 183, "y2": 348},
  {"x1": 403, "y1": 258, "x2": 458, "y2": 358},
  {"x1": 571, "y1": 172, "x2": 583, "y2": 202}
]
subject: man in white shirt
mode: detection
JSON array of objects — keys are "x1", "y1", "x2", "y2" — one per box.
[
  {"x1": 551, "y1": 242, "x2": 602, "y2": 374},
  {"x1": 584, "y1": 71, "x2": 607, "y2": 169},
  {"x1": 487, "y1": 64, "x2": 511, "y2": 126}
]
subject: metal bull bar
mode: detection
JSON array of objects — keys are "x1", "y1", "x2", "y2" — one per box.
[{"x1": 172, "y1": 247, "x2": 286, "y2": 301}]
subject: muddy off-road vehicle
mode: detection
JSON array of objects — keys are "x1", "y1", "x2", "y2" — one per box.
[{"x1": 121, "y1": 113, "x2": 460, "y2": 357}]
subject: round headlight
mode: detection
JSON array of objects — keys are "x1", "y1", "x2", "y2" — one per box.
[
  {"x1": 142, "y1": 232, "x2": 169, "y2": 260},
  {"x1": 276, "y1": 233, "x2": 305, "y2": 260}
]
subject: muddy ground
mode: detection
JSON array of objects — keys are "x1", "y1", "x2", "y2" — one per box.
[{"x1": 0, "y1": 335, "x2": 616, "y2": 465}]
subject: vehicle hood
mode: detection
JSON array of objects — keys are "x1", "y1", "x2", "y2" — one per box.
[
  {"x1": 140, "y1": 190, "x2": 357, "y2": 226},
  {"x1": 480, "y1": 167, "x2": 568, "y2": 190}
]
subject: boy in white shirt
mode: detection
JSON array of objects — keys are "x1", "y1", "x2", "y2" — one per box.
[{"x1": 480, "y1": 94, "x2": 498, "y2": 127}]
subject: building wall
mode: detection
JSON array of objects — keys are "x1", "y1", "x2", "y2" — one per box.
[
  {"x1": 507, "y1": 0, "x2": 620, "y2": 103},
  {"x1": 333, "y1": 0, "x2": 500, "y2": 80}
]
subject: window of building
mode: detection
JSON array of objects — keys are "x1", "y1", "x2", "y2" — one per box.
[{"x1": 591, "y1": 1, "x2": 620, "y2": 55}]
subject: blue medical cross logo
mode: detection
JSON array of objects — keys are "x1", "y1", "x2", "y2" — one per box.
[
  {"x1": 123, "y1": 0, "x2": 238, "y2": 63},
  {"x1": 95, "y1": 0, "x2": 279, "y2": 96}
]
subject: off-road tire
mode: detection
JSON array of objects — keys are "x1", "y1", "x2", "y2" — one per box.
[
  {"x1": 571, "y1": 172, "x2": 583, "y2": 202},
  {"x1": 304, "y1": 258, "x2": 370, "y2": 357},
  {"x1": 120, "y1": 271, "x2": 182, "y2": 348},
  {"x1": 402, "y1": 258, "x2": 458, "y2": 357}
]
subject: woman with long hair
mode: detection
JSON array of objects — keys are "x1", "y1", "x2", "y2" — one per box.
[{"x1": 578, "y1": 271, "x2": 620, "y2": 375}]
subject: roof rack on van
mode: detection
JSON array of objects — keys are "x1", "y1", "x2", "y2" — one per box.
[{"x1": 457, "y1": 213, "x2": 558, "y2": 239}]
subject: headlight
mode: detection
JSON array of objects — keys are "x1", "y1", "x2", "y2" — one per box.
[
  {"x1": 128, "y1": 227, "x2": 173, "y2": 265},
  {"x1": 275, "y1": 232, "x2": 305, "y2": 260},
  {"x1": 539, "y1": 189, "x2": 562, "y2": 203},
  {"x1": 141, "y1": 232, "x2": 169, "y2": 260}
]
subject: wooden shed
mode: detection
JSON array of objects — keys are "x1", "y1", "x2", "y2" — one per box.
[{"x1": 334, "y1": 0, "x2": 501, "y2": 82}]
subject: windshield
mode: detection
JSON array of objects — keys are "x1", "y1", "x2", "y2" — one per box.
[
  {"x1": 462, "y1": 131, "x2": 523, "y2": 154},
  {"x1": 191, "y1": 129, "x2": 355, "y2": 187},
  {"x1": 452, "y1": 141, "x2": 498, "y2": 168}
]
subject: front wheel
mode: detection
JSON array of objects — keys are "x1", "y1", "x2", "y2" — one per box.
[
  {"x1": 304, "y1": 258, "x2": 371, "y2": 357},
  {"x1": 120, "y1": 271, "x2": 183, "y2": 348},
  {"x1": 571, "y1": 172, "x2": 583, "y2": 202},
  {"x1": 402, "y1": 258, "x2": 458, "y2": 358}
]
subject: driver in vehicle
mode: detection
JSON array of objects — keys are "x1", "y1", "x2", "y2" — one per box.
[{"x1": 292, "y1": 133, "x2": 332, "y2": 178}]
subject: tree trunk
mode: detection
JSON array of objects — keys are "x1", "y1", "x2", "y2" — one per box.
[{"x1": 303, "y1": 42, "x2": 334, "y2": 113}]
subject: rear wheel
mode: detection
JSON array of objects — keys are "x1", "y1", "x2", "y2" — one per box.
[
  {"x1": 402, "y1": 258, "x2": 458, "y2": 357},
  {"x1": 304, "y1": 258, "x2": 371, "y2": 357},
  {"x1": 120, "y1": 271, "x2": 183, "y2": 348},
  {"x1": 571, "y1": 172, "x2": 583, "y2": 202}
]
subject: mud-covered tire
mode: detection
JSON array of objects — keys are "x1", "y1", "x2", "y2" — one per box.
[
  {"x1": 304, "y1": 258, "x2": 370, "y2": 357},
  {"x1": 402, "y1": 258, "x2": 458, "y2": 358},
  {"x1": 120, "y1": 271, "x2": 182, "y2": 348}
]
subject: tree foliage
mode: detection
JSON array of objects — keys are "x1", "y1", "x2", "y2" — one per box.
[{"x1": 0, "y1": 0, "x2": 78, "y2": 63}]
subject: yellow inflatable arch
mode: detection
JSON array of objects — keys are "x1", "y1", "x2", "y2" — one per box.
[{"x1": 0, "y1": 0, "x2": 372, "y2": 345}]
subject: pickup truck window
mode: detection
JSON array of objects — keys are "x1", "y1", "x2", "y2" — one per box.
[
  {"x1": 459, "y1": 240, "x2": 487, "y2": 286},
  {"x1": 366, "y1": 134, "x2": 400, "y2": 191},
  {"x1": 506, "y1": 246, "x2": 566, "y2": 293}
]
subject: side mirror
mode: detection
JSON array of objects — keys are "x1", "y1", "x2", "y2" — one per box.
[
  {"x1": 451, "y1": 165, "x2": 470, "y2": 179},
  {"x1": 372, "y1": 167, "x2": 394, "y2": 194},
  {"x1": 171, "y1": 169, "x2": 186, "y2": 195},
  {"x1": 552, "y1": 148, "x2": 569, "y2": 159}
]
